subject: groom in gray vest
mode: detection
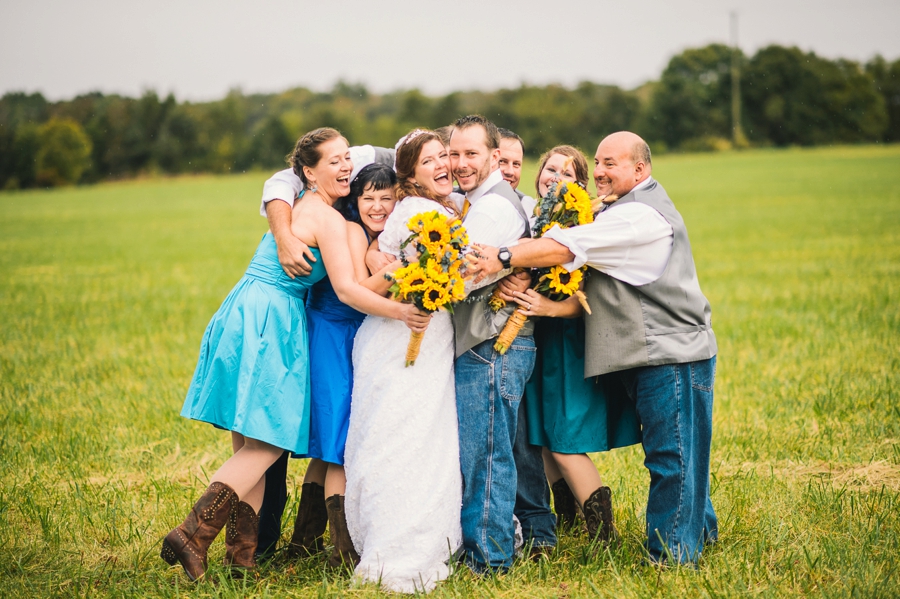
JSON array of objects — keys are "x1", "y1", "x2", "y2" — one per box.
[
  {"x1": 470, "y1": 131, "x2": 718, "y2": 565},
  {"x1": 449, "y1": 115, "x2": 556, "y2": 572}
]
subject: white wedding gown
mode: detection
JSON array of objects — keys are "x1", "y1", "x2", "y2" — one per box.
[{"x1": 344, "y1": 196, "x2": 463, "y2": 594}]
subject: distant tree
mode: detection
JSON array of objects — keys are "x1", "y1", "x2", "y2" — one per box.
[
  {"x1": 34, "y1": 118, "x2": 92, "y2": 186},
  {"x1": 866, "y1": 56, "x2": 900, "y2": 142},
  {"x1": 649, "y1": 44, "x2": 738, "y2": 149},
  {"x1": 744, "y1": 45, "x2": 886, "y2": 145}
]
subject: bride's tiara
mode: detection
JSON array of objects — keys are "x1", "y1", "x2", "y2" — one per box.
[{"x1": 394, "y1": 129, "x2": 429, "y2": 150}]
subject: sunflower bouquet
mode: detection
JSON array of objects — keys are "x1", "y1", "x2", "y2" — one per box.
[
  {"x1": 492, "y1": 179, "x2": 610, "y2": 354},
  {"x1": 388, "y1": 210, "x2": 469, "y2": 366}
]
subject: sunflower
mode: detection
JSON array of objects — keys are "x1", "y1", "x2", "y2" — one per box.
[
  {"x1": 562, "y1": 184, "x2": 594, "y2": 226},
  {"x1": 546, "y1": 265, "x2": 583, "y2": 295},
  {"x1": 425, "y1": 258, "x2": 450, "y2": 284},
  {"x1": 421, "y1": 281, "x2": 451, "y2": 311},
  {"x1": 393, "y1": 263, "x2": 429, "y2": 297},
  {"x1": 419, "y1": 214, "x2": 451, "y2": 255}
]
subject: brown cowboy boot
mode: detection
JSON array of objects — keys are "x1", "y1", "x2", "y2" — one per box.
[
  {"x1": 551, "y1": 478, "x2": 580, "y2": 532},
  {"x1": 325, "y1": 494, "x2": 359, "y2": 569},
  {"x1": 286, "y1": 482, "x2": 328, "y2": 557},
  {"x1": 161, "y1": 481, "x2": 237, "y2": 581},
  {"x1": 223, "y1": 500, "x2": 260, "y2": 574},
  {"x1": 583, "y1": 486, "x2": 618, "y2": 543}
]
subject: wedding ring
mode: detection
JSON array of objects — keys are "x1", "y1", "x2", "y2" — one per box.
[{"x1": 527, "y1": 303, "x2": 532, "y2": 310}]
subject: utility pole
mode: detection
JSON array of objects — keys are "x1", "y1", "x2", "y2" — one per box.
[{"x1": 731, "y1": 11, "x2": 747, "y2": 147}]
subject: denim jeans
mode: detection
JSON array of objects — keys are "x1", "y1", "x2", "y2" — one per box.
[
  {"x1": 513, "y1": 398, "x2": 556, "y2": 549},
  {"x1": 456, "y1": 335, "x2": 537, "y2": 571},
  {"x1": 256, "y1": 451, "x2": 288, "y2": 558},
  {"x1": 609, "y1": 356, "x2": 718, "y2": 564}
]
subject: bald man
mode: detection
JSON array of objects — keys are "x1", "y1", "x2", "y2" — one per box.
[{"x1": 471, "y1": 132, "x2": 718, "y2": 565}]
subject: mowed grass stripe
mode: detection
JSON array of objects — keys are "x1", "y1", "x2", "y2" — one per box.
[{"x1": 1, "y1": 145, "x2": 898, "y2": 597}]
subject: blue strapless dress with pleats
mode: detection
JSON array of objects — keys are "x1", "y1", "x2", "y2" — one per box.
[
  {"x1": 296, "y1": 276, "x2": 366, "y2": 464},
  {"x1": 181, "y1": 233, "x2": 326, "y2": 454}
]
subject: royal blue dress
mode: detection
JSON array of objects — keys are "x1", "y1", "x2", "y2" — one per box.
[
  {"x1": 181, "y1": 232, "x2": 327, "y2": 454},
  {"x1": 296, "y1": 276, "x2": 366, "y2": 464}
]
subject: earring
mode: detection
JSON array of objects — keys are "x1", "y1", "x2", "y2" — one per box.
[{"x1": 308, "y1": 182, "x2": 318, "y2": 193}]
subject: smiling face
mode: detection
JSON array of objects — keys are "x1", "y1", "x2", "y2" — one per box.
[
  {"x1": 537, "y1": 153, "x2": 578, "y2": 197},
  {"x1": 593, "y1": 133, "x2": 649, "y2": 197},
  {"x1": 411, "y1": 139, "x2": 453, "y2": 199},
  {"x1": 449, "y1": 125, "x2": 499, "y2": 192},
  {"x1": 303, "y1": 136, "x2": 352, "y2": 202},
  {"x1": 498, "y1": 138, "x2": 523, "y2": 190},
  {"x1": 357, "y1": 183, "x2": 397, "y2": 238}
]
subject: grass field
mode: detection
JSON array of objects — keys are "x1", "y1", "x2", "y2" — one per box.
[{"x1": 1, "y1": 145, "x2": 899, "y2": 598}]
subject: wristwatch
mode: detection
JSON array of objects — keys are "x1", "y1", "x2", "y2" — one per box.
[{"x1": 497, "y1": 247, "x2": 512, "y2": 269}]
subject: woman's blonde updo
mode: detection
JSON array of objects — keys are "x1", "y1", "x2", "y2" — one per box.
[
  {"x1": 534, "y1": 145, "x2": 590, "y2": 195},
  {"x1": 287, "y1": 127, "x2": 346, "y2": 186}
]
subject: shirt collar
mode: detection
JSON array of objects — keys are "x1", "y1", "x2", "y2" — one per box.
[
  {"x1": 630, "y1": 176, "x2": 653, "y2": 193},
  {"x1": 466, "y1": 169, "x2": 504, "y2": 203}
]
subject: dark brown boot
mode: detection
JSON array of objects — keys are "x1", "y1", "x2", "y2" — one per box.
[
  {"x1": 551, "y1": 478, "x2": 579, "y2": 531},
  {"x1": 583, "y1": 486, "x2": 618, "y2": 543},
  {"x1": 161, "y1": 482, "x2": 237, "y2": 581},
  {"x1": 223, "y1": 500, "x2": 260, "y2": 573},
  {"x1": 287, "y1": 482, "x2": 328, "y2": 557},
  {"x1": 325, "y1": 494, "x2": 359, "y2": 569}
]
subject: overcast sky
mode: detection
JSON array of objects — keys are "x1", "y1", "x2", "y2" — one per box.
[{"x1": 2, "y1": 0, "x2": 899, "y2": 102}]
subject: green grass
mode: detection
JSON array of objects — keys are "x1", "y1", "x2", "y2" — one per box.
[{"x1": 1, "y1": 145, "x2": 899, "y2": 597}]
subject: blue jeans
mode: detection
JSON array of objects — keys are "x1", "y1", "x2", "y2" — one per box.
[
  {"x1": 608, "y1": 356, "x2": 718, "y2": 564},
  {"x1": 456, "y1": 336, "x2": 537, "y2": 571},
  {"x1": 513, "y1": 398, "x2": 556, "y2": 548}
]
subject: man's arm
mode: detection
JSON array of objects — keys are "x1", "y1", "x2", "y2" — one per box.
[
  {"x1": 266, "y1": 201, "x2": 316, "y2": 278},
  {"x1": 259, "y1": 168, "x2": 303, "y2": 216}
]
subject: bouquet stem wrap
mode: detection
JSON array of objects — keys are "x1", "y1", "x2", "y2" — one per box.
[
  {"x1": 494, "y1": 310, "x2": 528, "y2": 354},
  {"x1": 406, "y1": 330, "x2": 425, "y2": 367}
]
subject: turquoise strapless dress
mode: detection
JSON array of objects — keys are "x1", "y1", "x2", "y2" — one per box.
[
  {"x1": 181, "y1": 233, "x2": 327, "y2": 454},
  {"x1": 524, "y1": 317, "x2": 641, "y2": 453},
  {"x1": 297, "y1": 277, "x2": 366, "y2": 464}
]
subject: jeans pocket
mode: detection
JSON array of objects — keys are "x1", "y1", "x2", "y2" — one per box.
[
  {"x1": 690, "y1": 358, "x2": 715, "y2": 392},
  {"x1": 499, "y1": 340, "x2": 536, "y2": 402}
]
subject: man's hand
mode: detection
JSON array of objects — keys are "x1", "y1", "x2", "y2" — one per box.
[
  {"x1": 266, "y1": 198, "x2": 315, "y2": 278},
  {"x1": 495, "y1": 269, "x2": 531, "y2": 302},
  {"x1": 276, "y1": 235, "x2": 316, "y2": 278},
  {"x1": 467, "y1": 244, "x2": 504, "y2": 285}
]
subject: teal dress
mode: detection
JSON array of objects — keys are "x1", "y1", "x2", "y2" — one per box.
[
  {"x1": 181, "y1": 232, "x2": 327, "y2": 454},
  {"x1": 524, "y1": 317, "x2": 641, "y2": 454}
]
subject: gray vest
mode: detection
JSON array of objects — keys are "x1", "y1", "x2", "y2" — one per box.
[
  {"x1": 583, "y1": 179, "x2": 717, "y2": 376},
  {"x1": 453, "y1": 178, "x2": 533, "y2": 358}
]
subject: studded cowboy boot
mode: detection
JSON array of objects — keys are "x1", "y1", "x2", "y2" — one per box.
[
  {"x1": 161, "y1": 481, "x2": 237, "y2": 581},
  {"x1": 325, "y1": 494, "x2": 360, "y2": 569},
  {"x1": 286, "y1": 482, "x2": 328, "y2": 557},
  {"x1": 551, "y1": 478, "x2": 580, "y2": 532},
  {"x1": 223, "y1": 500, "x2": 260, "y2": 574},
  {"x1": 583, "y1": 486, "x2": 618, "y2": 543}
]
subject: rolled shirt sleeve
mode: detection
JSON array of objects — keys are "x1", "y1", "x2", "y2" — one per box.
[{"x1": 542, "y1": 202, "x2": 675, "y2": 286}]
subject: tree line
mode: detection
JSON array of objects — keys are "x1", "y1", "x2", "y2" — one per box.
[{"x1": 1, "y1": 43, "x2": 898, "y2": 189}]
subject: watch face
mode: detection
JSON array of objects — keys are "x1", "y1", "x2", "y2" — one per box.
[{"x1": 499, "y1": 249, "x2": 511, "y2": 260}]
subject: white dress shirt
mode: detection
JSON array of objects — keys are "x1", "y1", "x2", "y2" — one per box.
[
  {"x1": 542, "y1": 177, "x2": 674, "y2": 286},
  {"x1": 258, "y1": 145, "x2": 381, "y2": 216},
  {"x1": 463, "y1": 169, "x2": 528, "y2": 247}
]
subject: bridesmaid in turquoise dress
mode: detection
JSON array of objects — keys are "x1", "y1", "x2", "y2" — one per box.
[
  {"x1": 514, "y1": 146, "x2": 640, "y2": 542},
  {"x1": 161, "y1": 129, "x2": 427, "y2": 582}
]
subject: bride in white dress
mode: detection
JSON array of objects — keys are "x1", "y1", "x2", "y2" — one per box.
[{"x1": 343, "y1": 130, "x2": 463, "y2": 593}]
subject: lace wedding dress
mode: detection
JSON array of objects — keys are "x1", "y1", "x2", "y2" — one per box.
[{"x1": 344, "y1": 196, "x2": 463, "y2": 593}]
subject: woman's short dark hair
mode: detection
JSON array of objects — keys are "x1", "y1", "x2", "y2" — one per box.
[{"x1": 335, "y1": 163, "x2": 397, "y2": 222}]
